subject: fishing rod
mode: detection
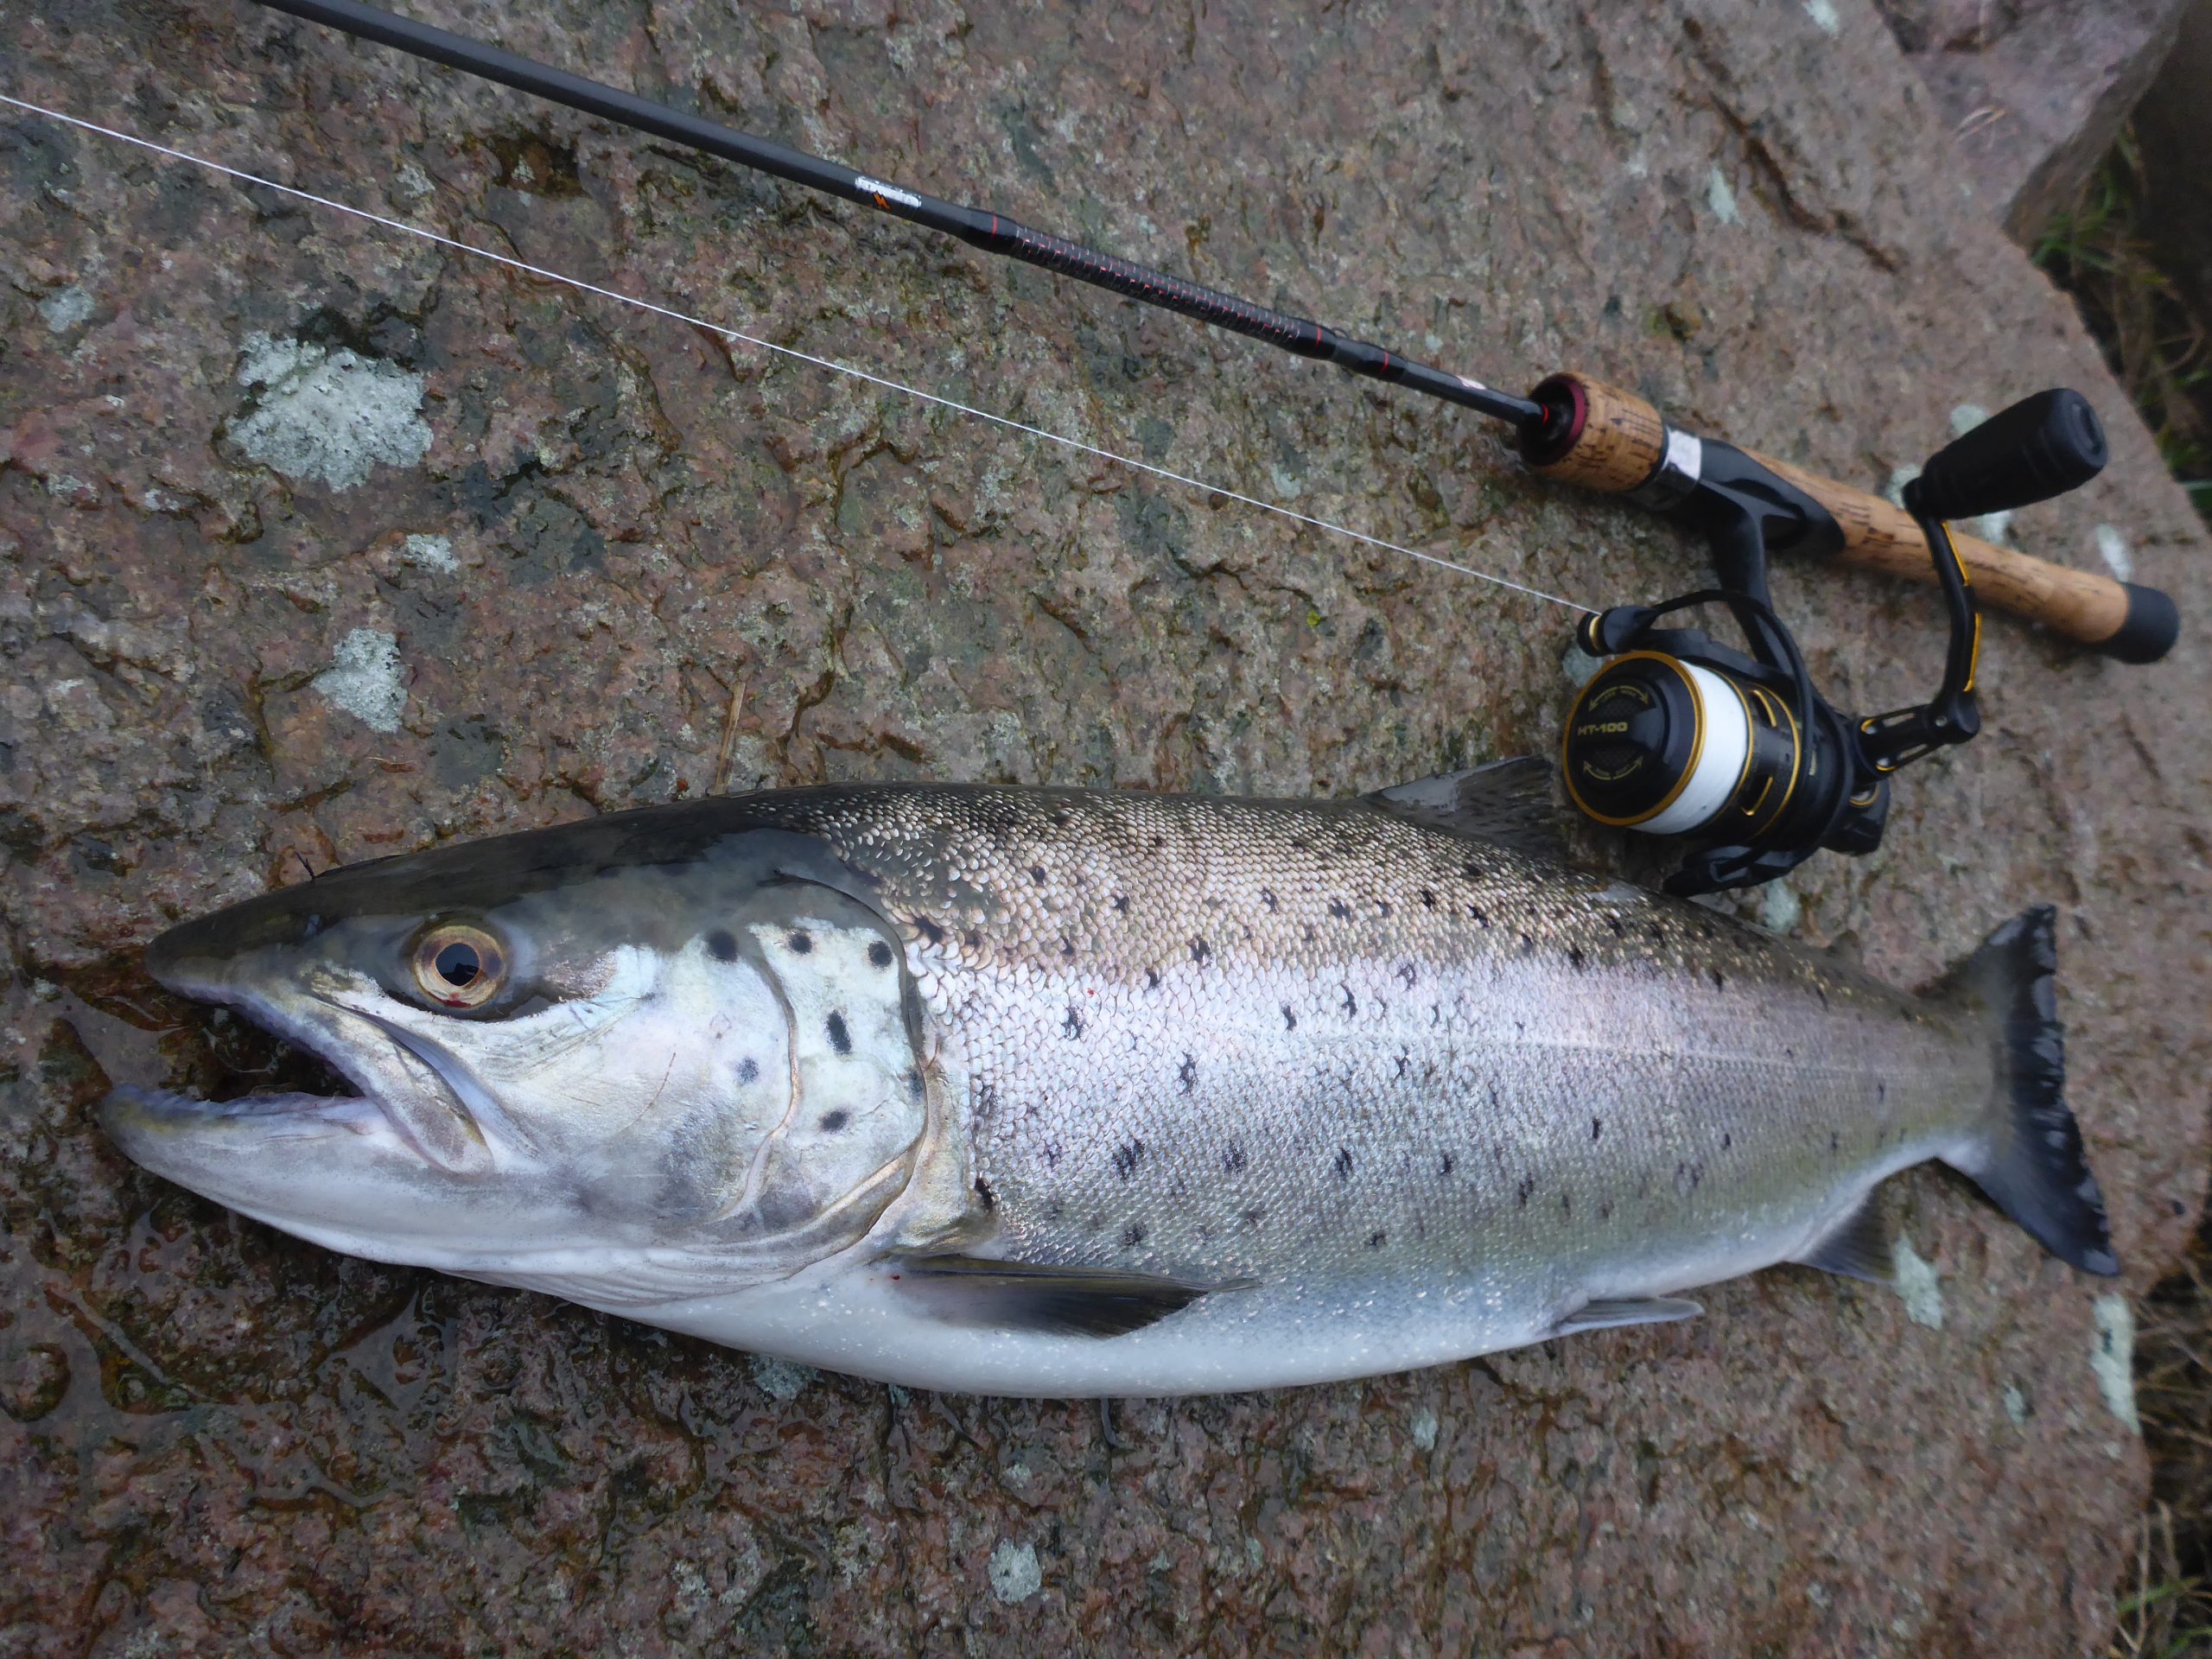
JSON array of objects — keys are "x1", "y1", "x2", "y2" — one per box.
[{"x1": 131, "y1": 1, "x2": 2193, "y2": 893}]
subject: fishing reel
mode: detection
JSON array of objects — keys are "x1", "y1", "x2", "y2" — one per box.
[{"x1": 1554, "y1": 390, "x2": 2124, "y2": 897}]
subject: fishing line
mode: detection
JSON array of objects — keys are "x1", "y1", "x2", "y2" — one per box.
[{"x1": 0, "y1": 91, "x2": 1589, "y2": 615}]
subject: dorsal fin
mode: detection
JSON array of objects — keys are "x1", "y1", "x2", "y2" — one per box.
[{"x1": 1364, "y1": 756, "x2": 1567, "y2": 862}]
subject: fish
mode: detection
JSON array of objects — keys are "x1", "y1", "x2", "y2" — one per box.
[{"x1": 97, "y1": 760, "x2": 2118, "y2": 1397}]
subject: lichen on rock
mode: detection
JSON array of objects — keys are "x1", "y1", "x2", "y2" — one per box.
[{"x1": 228, "y1": 332, "x2": 432, "y2": 491}]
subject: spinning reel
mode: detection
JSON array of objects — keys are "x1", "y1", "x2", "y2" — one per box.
[{"x1": 1551, "y1": 390, "x2": 2152, "y2": 897}]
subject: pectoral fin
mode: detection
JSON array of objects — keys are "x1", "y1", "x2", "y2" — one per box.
[
  {"x1": 892, "y1": 1255, "x2": 1254, "y2": 1338},
  {"x1": 1551, "y1": 1295, "x2": 1703, "y2": 1338}
]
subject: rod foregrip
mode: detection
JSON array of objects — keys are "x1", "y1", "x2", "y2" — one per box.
[{"x1": 1519, "y1": 373, "x2": 2177, "y2": 661}]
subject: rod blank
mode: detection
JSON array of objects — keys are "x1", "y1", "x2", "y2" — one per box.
[{"x1": 252, "y1": 0, "x2": 1543, "y2": 427}]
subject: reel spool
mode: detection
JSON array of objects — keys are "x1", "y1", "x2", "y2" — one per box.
[{"x1": 1558, "y1": 389, "x2": 2122, "y2": 897}]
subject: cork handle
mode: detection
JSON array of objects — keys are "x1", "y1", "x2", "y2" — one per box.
[
  {"x1": 1516, "y1": 372, "x2": 2167, "y2": 654},
  {"x1": 1520, "y1": 373, "x2": 1667, "y2": 492},
  {"x1": 1742, "y1": 449, "x2": 2131, "y2": 645}
]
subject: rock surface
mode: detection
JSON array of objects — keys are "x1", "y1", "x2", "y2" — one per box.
[
  {"x1": 1876, "y1": 0, "x2": 2195, "y2": 239},
  {"x1": 2137, "y1": 0, "x2": 2212, "y2": 321},
  {"x1": 3, "y1": 0, "x2": 2208, "y2": 1653}
]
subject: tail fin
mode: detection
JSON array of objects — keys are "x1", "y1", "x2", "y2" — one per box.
[{"x1": 1935, "y1": 906, "x2": 2120, "y2": 1276}]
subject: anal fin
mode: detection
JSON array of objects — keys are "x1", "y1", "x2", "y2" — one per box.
[
  {"x1": 1551, "y1": 1295, "x2": 1703, "y2": 1338},
  {"x1": 892, "y1": 1254, "x2": 1253, "y2": 1338},
  {"x1": 1791, "y1": 1192, "x2": 1895, "y2": 1284}
]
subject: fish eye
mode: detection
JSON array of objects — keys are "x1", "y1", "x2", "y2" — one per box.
[{"x1": 410, "y1": 922, "x2": 508, "y2": 1009}]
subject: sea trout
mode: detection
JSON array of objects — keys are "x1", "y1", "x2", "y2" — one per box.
[{"x1": 99, "y1": 764, "x2": 2117, "y2": 1395}]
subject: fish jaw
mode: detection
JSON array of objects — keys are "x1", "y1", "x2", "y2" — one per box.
[{"x1": 99, "y1": 925, "x2": 531, "y2": 1257}]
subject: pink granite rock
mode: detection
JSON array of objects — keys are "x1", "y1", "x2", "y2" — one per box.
[{"x1": 3, "y1": 1, "x2": 2207, "y2": 1653}]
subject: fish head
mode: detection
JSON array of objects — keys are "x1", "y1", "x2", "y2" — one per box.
[{"x1": 99, "y1": 811, "x2": 936, "y2": 1298}]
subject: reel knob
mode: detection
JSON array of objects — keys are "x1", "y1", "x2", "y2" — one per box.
[{"x1": 1910, "y1": 389, "x2": 2107, "y2": 521}]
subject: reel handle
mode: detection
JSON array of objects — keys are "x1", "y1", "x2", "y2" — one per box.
[{"x1": 1522, "y1": 373, "x2": 2177, "y2": 662}]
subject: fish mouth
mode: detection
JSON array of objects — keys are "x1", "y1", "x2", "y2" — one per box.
[{"x1": 99, "y1": 954, "x2": 495, "y2": 1179}]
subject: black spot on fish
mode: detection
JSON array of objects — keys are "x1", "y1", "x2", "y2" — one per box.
[
  {"x1": 825, "y1": 1013, "x2": 852, "y2": 1054},
  {"x1": 1191, "y1": 937, "x2": 1211, "y2": 963},
  {"x1": 868, "y1": 940, "x2": 894, "y2": 969},
  {"x1": 1146, "y1": 968, "x2": 1161, "y2": 989},
  {"x1": 1877, "y1": 1081, "x2": 1887, "y2": 1104},
  {"x1": 1517, "y1": 932, "x2": 1535, "y2": 953},
  {"x1": 975, "y1": 1177, "x2": 996, "y2": 1212},
  {"x1": 1395, "y1": 1052, "x2": 1410, "y2": 1078},
  {"x1": 1260, "y1": 887, "x2": 1279, "y2": 912},
  {"x1": 1328, "y1": 899, "x2": 1351, "y2": 921},
  {"x1": 1468, "y1": 905, "x2": 1491, "y2": 927},
  {"x1": 1063, "y1": 1006, "x2": 1084, "y2": 1039},
  {"x1": 1049, "y1": 807, "x2": 1071, "y2": 828},
  {"x1": 1290, "y1": 835, "x2": 1310, "y2": 851},
  {"x1": 1222, "y1": 1145, "x2": 1247, "y2": 1173},
  {"x1": 1397, "y1": 963, "x2": 1417, "y2": 989},
  {"x1": 1722, "y1": 1131, "x2": 1732, "y2": 1150},
  {"x1": 1149, "y1": 835, "x2": 1166, "y2": 853},
  {"x1": 1516, "y1": 1176, "x2": 1535, "y2": 1208},
  {"x1": 1378, "y1": 899, "x2": 1393, "y2": 918},
  {"x1": 1302, "y1": 922, "x2": 1318, "y2": 944},
  {"x1": 818, "y1": 1110, "x2": 849, "y2": 1132},
  {"x1": 965, "y1": 928, "x2": 984, "y2": 951},
  {"x1": 1060, "y1": 937, "x2": 1076, "y2": 959},
  {"x1": 1334, "y1": 1148, "x2": 1354, "y2": 1179},
  {"x1": 1179, "y1": 1054, "x2": 1198, "y2": 1092},
  {"x1": 1340, "y1": 986, "x2": 1357, "y2": 1017},
  {"x1": 787, "y1": 929, "x2": 812, "y2": 954},
  {"x1": 1439, "y1": 1153, "x2": 1454, "y2": 1177},
  {"x1": 1030, "y1": 864, "x2": 1047, "y2": 885},
  {"x1": 1560, "y1": 1192, "x2": 1572, "y2": 1217},
  {"x1": 1243, "y1": 1206, "x2": 1266, "y2": 1229},
  {"x1": 975, "y1": 1081, "x2": 998, "y2": 1121},
  {"x1": 1606, "y1": 915, "x2": 1624, "y2": 938},
  {"x1": 1599, "y1": 1201, "x2": 1614, "y2": 1220},
  {"x1": 1043, "y1": 1142, "x2": 1063, "y2": 1168},
  {"x1": 1830, "y1": 1130, "x2": 1840, "y2": 1154},
  {"x1": 1113, "y1": 1141, "x2": 1144, "y2": 1179},
  {"x1": 1567, "y1": 945, "x2": 1586, "y2": 970},
  {"x1": 915, "y1": 916, "x2": 944, "y2": 945},
  {"x1": 707, "y1": 929, "x2": 738, "y2": 962},
  {"x1": 736, "y1": 1058, "x2": 760, "y2": 1084},
  {"x1": 1367, "y1": 1230, "x2": 1387, "y2": 1249},
  {"x1": 1462, "y1": 861, "x2": 1482, "y2": 880},
  {"x1": 1112, "y1": 893, "x2": 1130, "y2": 913},
  {"x1": 1420, "y1": 888, "x2": 1437, "y2": 910},
  {"x1": 1710, "y1": 969, "x2": 1726, "y2": 992},
  {"x1": 1282, "y1": 1004, "x2": 1297, "y2": 1031},
  {"x1": 1592, "y1": 1116, "x2": 1603, "y2": 1141},
  {"x1": 1122, "y1": 1222, "x2": 1146, "y2": 1249},
  {"x1": 1647, "y1": 922, "x2": 1665, "y2": 943}
]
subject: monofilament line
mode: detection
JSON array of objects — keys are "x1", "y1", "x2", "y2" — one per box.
[{"x1": 0, "y1": 91, "x2": 1588, "y2": 615}]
